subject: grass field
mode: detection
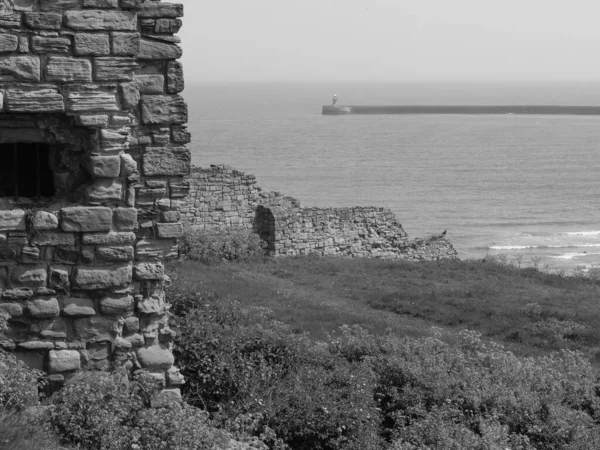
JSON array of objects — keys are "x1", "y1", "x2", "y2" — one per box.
[{"x1": 168, "y1": 256, "x2": 600, "y2": 364}]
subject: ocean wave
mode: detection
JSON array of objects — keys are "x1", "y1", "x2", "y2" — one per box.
[
  {"x1": 489, "y1": 243, "x2": 600, "y2": 250},
  {"x1": 550, "y1": 252, "x2": 600, "y2": 260},
  {"x1": 563, "y1": 231, "x2": 600, "y2": 236},
  {"x1": 489, "y1": 245, "x2": 538, "y2": 250}
]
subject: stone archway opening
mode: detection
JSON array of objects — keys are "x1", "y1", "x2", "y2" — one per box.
[{"x1": 255, "y1": 205, "x2": 276, "y2": 255}]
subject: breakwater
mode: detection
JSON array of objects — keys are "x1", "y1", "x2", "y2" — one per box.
[
  {"x1": 181, "y1": 165, "x2": 458, "y2": 260},
  {"x1": 322, "y1": 105, "x2": 600, "y2": 115}
]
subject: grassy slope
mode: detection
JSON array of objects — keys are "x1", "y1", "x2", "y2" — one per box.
[{"x1": 168, "y1": 257, "x2": 600, "y2": 364}]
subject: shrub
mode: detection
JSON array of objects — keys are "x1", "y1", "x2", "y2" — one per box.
[
  {"x1": 0, "y1": 350, "x2": 44, "y2": 412},
  {"x1": 172, "y1": 290, "x2": 306, "y2": 416},
  {"x1": 179, "y1": 228, "x2": 266, "y2": 262},
  {"x1": 51, "y1": 370, "x2": 230, "y2": 450},
  {"x1": 268, "y1": 357, "x2": 383, "y2": 450},
  {"x1": 0, "y1": 409, "x2": 66, "y2": 450},
  {"x1": 374, "y1": 330, "x2": 600, "y2": 448}
]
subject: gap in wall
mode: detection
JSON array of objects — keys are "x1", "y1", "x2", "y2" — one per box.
[{"x1": 0, "y1": 143, "x2": 55, "y2": 198}]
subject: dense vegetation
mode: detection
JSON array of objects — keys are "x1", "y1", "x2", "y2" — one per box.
[{"x1": 4, "y1": 230, "x2": 600, "y2": 448}]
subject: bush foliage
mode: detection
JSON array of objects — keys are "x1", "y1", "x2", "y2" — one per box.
[
  {"x1": 179, "y1": 228, "x2": 266, "y2": 262},
  {"x1": 169, "y1": 273, "x2": 600, "y2": 450},
  {"x1": 50, "y1": 370, "x2": 231, "y2": 450}
]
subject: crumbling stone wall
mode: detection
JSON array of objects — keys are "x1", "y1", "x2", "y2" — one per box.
[
  {"x1": 181, "y1": 165, "x2": 301, "y2": 230},
  {"x1": 0, "y1": 0, "x2": 188, "y2": 403},
  {"x1": 182, "y1": 165, "x2": 458, "y2": 260}
]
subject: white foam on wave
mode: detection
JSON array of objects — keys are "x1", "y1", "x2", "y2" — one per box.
[
  {"x1": 489, "y1": 245, "x2": 538, "y2": 250},
  {"x1": 563, "y1": 231, "x2": 600, "y2": 237},
  {"x1": 551, "y1": 252, "x2": 600, "y2": 260},
  {"x1": 551, "y1": 252, "x2": 589, "y2": 260},
  {"x1": 489, "y1": 243, "x2": 600, "y2": 250}
]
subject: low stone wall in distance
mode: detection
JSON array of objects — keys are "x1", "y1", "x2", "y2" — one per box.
[
  {"x1": 182, "y1": 165, "x2": 458, "y2": 261},
  {"x1": 181, "y1": 165, "x2": 300, "y2": 230}
]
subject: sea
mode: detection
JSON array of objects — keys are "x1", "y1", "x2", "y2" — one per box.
[{"x1": 184, "y1": 81, "x2": 600, "y2": 272}]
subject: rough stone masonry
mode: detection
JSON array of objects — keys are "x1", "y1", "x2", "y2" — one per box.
[{"x1": 0, "y1": 0, "x2": 189, "y2": 404}]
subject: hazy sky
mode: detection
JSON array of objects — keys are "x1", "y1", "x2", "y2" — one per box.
[{"x1": 175, "y1": 0, "x2": 600, "y2": 82}]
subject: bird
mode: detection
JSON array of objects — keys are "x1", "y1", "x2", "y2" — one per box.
[{"x1": 441, "y1": 230, "x2": 447, "y2": 236}]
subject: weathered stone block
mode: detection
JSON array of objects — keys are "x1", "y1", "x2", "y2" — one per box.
[
  {"x1": 99, "y1": 295, "x2": 133, "y2": 315},
  {"x1": 2, "y1": 288, "x2": 33, "y2": 301},
  {"x1": 73, "y1": 315, "x2": 122, "y2": 340},
  {"x1": 137, "y1": 292, "x2": 166, "y2": 315},
  {"x1": 75, "y1": 116, "x2": 106, "y2": 129},
  {"x1": 96, "y1": 246, "x2": 134, "y2": 261},
  {"x1": 72, "y1": 264, "x2": 132, "y2": 290},
  {"x1": 66, "y1": 85, "x2": 118, "y2": 113},
  {"x1": 100, "y1": 128, "x2": 128, "y2": 152},
  {"x1": 53, "y1": 246, "x2": 79, "y2": 264},
  {"x1": 0, "y1": 302, "x2": 23, "y2": 318},
  {"x1": 137, "y1": 345, "x2": 173, "y2": 370},
  {"x1": 0, "y1": 34, "x2": 18, "y2": 52},
  {"x1": 135, "y1": 238, "x2": 178, "y2": 261},
  {"x1": 74, "y1": 32, "x2": 110, "y2": 55},
  {"x1": 134, "y1": 262, "x2": 164, "y2": 280},
  {"x1": 120, "y1": 153, "x2": 138, "y2": 178},
  {"x1": 87, "y1": 155, "x2": 121, "y2": 178},
  {"x1": 94, "y1": 57, "x2": 138, "y2": 81},
  {"x1": 49, "y1": 266, "x2": 71, "y2": 291},
  {"x1": 138, "y1": 3, "x2": 183, "y2": 18},
  {"x1": 31, "y1": 36, "x2": 71, "y2": 53},
  {"x1": 134, "y1": 74, "x2": 164, "y2": 94},
  {"x1": 49, "y1": 350, "x2": 81, "y2": 373},
  {"x1": 0, "y1": 55, "x2": 40, "y2": 82},
  {"x1": 11, "y1": 265, "x2": 47, "y2": 289},
  {"x1": 27, "y1": 298, "x2": 60, "y2": 319},
  {"x1": 83, "y1": 0, "x2": 118, "y2": 7},
  {"x1": 64, "y1": 10, "x2": 137, "y2": 31},
  {"x1": 61, "y1": 207, "x2": 112, "y2": 232},
  {"x1": 113, "y1": 208, "x2": 137, "y2": 231},
  {"x1": 17, "y1": 35, "x2": 29, "y2": 52},
  {"x1": 155, "y1": 18, "x2": 182, "y2": 34},
  {"x1": 5, "y1": 86, "x2": 64, "y2": 113},
  {"x1": 0, "y1": 13, "x2": 21, "y2": 28},
  {"x1": 21, "y1": 246, "x2": 40, "y2": 263},
  {"x1": 112, "y1": 31, "x2": 139, "y2": 55},
  {"x1": 123, "y1": 316, "x2": 139, "y2": 334},
  {"x1": 62, "y1": 297, "x2": 96, "y2": 317},
  {"x1": 39, "y1": 317, "x2": 68, "y2": 339},
  {"x1": 118, "y1": 82, "x2": 140, "y2": 109},
  {"x1": 82, "y1": 232, "x2": 135, "y2": 246},
  {"x1": 40, "y1": 0, "x2": 80, "y2": 10},
  {"x1": 24, "y1": 12, "x2": 62, "y2": 30},
  {"x1": 85, "y1": 179, "x2": 123, "y2": 202},
  {"x1": 32, "y1": 211, "x2": 59, "y2": 231},
  {"x1": 167, "y1": 61, "x2": 184, "y2": 94},
  {"x1": 143, "y1": 146, "x2": 190, "y2": 176},
  {"x1": 19, "y1": 341, "x2": 54, "y2": 350},
  {"x1": 0, "y1": 209, "x2": 25, "y2": 231},
  {"x1": 31, "y1": 232, "x2": 76, "y2": 246},
  {"x1": 156, "y1": 222, "x2": 183, "y2": 239},
  {"x1": 140, "y1": 95, "x2": 187, "y2": 125},
  {"x1": 139, "y1": 38, "x2": 182, "y2": 60},
  {"x1": 46, "y1": 56, "x2": 92, "y2": 82}
]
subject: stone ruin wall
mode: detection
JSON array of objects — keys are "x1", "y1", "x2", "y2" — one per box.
[
  {"x1": 0, "y1": 0, "x2": 189, "y2": 404},
  {"x1": 182, "y1": 165, "x2": 458, "y2": 260}
]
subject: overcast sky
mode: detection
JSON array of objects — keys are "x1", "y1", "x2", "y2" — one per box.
[{"x1": 175, "y1": 0, "x2": 600, "y2": 82}]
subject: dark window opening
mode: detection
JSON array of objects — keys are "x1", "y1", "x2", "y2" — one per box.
[{"x1": 0, "y1": 143, "x2": 55, "y2": 199}]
